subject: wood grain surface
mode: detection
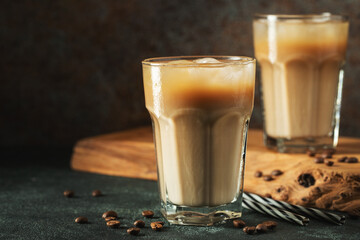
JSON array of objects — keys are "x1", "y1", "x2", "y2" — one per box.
[{"x1": 71, "y1": 127, "x2": 360, "y2": 212}]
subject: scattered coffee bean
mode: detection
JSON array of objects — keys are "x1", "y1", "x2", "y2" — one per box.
[
  {"x1": 92, "y1": 190, "x2": 102, "y2": 197},
  {"x1": 263, "y1": 221, "x2": 277, "y2": 230},
  {"x1": 307, "y1": 150, "x2": 316, "y2": 157},
  {"x1": 264, "y1": 193, "x2": 272, "y2": 198},
  {"x1": 255, "y1": 223, "x2": 267, "y2": 233},
  {"x1": 324, "y1": 160, "x2": 334, "y2": 166},
  {"x1": 254, "y1": 171, "x2": 263, "y2": 178},
  {"x1": 106, "y1": 220, "x2": 121, "y2": 228},
  {"x1": 152, "y1": 221, "x2": 165, "y2": 226},
  {"x1": 243, "y1": 226, "x2": 256, "y2": 234},
  {"x1": 233, "y1": 219, "x2": 246, "y2": 228},
  {"x1": 298, "y1": 173, "x2": 315, "y2": 187},
  {"x1": 105, "y1": 216, "x2": 117, "y2": 222},
  {"x1": 127, "y1": 227, "x2": 140, "y2": 235},
  {"x1": 64, "y1": 190, "x2": 74, "y2": 198},
  {"x1": 142, "y1": 210, "x2": 154, "y2": 218},
  {"x1": 134, "y1": 220, "x2": 145, "y2": 228},
  {"x1": 75, "y1": 216, "x2": 88, "y2": 224},
  {"x1": 271, "y1": 169, "x2": 283, "y2": 176},
  {"x1": 321, "y1": 152, "x2": 333, "y2": 159},
  {"x1": 314, "y1": 157, "x2": 324, "y2": 164},
  {"x1": 150, "y1": 222, "x2": 163, "y2": 231},
  {"x1": 345, "y1": 157, "x2": 358, "y2": 163},
  {"x1": 263, "y1": 175, "x2": 273, "y2": 181},
  {"x1": 102, "y1": 210, "x2": 118, "y2": 219},
  {"x1": 338, "y1": 156, "x2": 348, "y2": 162}
]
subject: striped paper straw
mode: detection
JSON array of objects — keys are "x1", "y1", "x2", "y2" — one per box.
[
  {"x1": 243, "y1": 192, "x2": 345, "y2": 225},
  {"x1": 242, "y1": 198, "x2": 310, "y2": 226}
]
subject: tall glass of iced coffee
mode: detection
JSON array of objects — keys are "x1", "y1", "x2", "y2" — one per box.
[
  {"x1": 142, "y1": 56, "x2": 255, "y2": 226},
  {"x1": 253, "y1": 14, "x2": 349, "y2": 152}
]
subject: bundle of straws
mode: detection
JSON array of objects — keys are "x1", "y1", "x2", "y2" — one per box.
[{"x1": 242, "y1": 192, "x2": 346, "y2": 226}]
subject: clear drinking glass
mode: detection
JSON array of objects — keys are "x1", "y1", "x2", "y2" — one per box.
[
  {"x1": 142, "y1": 56, "x2": 256, "y2": 226},
  {"x1": 253, "y1": 14, "x2": 349, "y2": 153}
]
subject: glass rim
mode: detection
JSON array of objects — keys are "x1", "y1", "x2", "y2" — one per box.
[
  {"x1": 142, "y1": 55, "x2": 255, "y2": 67},
  {"x1": 254, "y1": 13, "x2": 349, "y2": 22}
]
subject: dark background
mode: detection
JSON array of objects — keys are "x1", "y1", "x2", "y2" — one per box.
[{"x1": 1, "y1": 0, "x2": 359, "y2": 148}]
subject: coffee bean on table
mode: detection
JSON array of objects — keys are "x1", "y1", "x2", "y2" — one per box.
[
  {"x1": 263, "y1": 175, "x2": 273, "y2": 181},
  {"x1": 142, "y1": 210, "x2": 154, "y2": 218},
  {"x1": 345, "y1": 157, "x2": 358, "y2": 163},
  {"x1": 75, "y1": 216, "x2": 88, "y2": 224},
  {"x1": 105, "y1": 216, "x2": 117, "y2": 221},
  {"x1": 150, "y1": 222, "x2": 163, "y2": 231},
  {"x1": 254, "y1": 171, "x2": 262, "y2": 178},
  {"x1": 127, "y1": 227, "x2": 141, "y2": 235},
  {"x1": 338, "y1": 156, "x2": 348, "y2": 162},
  {"x1": 153, "y1": 221, "x2": 165, "y2": 226},
  {"x1": 255, "y1": 223, "x2": 267, "y2": 233},
  {"x1": 102, "y1": 211, "x2": 118, "y2": 219},
  {"x1": 321, "y1": 152, "x2": 333, "y2": 159},
  {"x1": 233, "y1": 219, "x2": 246, "y2": 228},
  {"x1": 243, "y1": 226, "x2": 256, "y2": 234},
  {"x1": 262, "y1": 221, "x2": 277, "y2": 230},
  {"x1": 64, "y1": 190, "x2": 74, "y2": 198},
  {"x1": 324, "y1": 160, "x2": 334, "y2": 166},
  {"x1": 314, "y1": 157, "x2": 324, "y2": 164},
  {"x1": 134, "y1": 220, "x2": 145, "y2": 228},
  {"x1": 106, "y1": 220, "x2": 121, "y2": 228},
  {"x1": 92, "y1": 190, "x2": 102, "y2": 197},
  {"x1": 271, "y1": 170, "x2": 283, "y2": 176},
  {"x1": 307, "y1": 150, "x2": 316, "y2": 157}
]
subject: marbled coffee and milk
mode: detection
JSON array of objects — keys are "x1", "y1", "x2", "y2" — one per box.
[
  {"x1": 143, "y1": 58, "x2": 255, "y2": 207},
  {"x1": 254, "y1": 17, "x2": 348, "y2": 140}
]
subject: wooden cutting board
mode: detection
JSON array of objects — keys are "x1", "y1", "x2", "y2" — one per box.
[{"x1": 71, "y1": 127, "x2": 360, "y2": 213}]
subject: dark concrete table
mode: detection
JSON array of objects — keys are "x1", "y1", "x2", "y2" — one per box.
[{"x1": 0, "y1": 148, "x2": 359, "y2": 240}]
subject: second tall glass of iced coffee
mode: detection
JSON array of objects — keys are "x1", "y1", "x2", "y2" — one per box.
[
  {"x1": 142, "y1": 56, "x2": 255, "y2": 226},
  {"x1": 253, "y1": 14, "x2": 349, "y2": 152}
]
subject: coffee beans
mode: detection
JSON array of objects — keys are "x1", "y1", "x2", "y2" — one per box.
[
  {"x1": 92, "y1": 190, "x2": 102, "y2": 197},
  {"x1": 307, "y1": 150, "x2": 316, "y2": 157},
  {"x1": 254, "y1": 171, "x2": 262, "y2": 178},
  {"x1": 134, "y1": 220, "x2": 145, "y2": 228},
  {"x1": 150, "y1": 222, "x2": 163, "y2": 231},
  {"x1": 263, "y1": 220, "x2": 277, "y2": 230},
  {"x1": 142, "y1": 210, "x2": 154, "y2": 218},
  {"x1": 127, "y1": 227, "x2": 140, "y2": 235},
  {"x1": 255, "y1": 223, "x2": 267, "y2": 233},
  {"x1": 233, "y1": 219, "x2": 246, "y2": 228},
  {"x1": 263, "y1": 175, "x2": 273, "y2": 181},
  {"x1": 321, "y1": 152, "x2": 333, "y2": 159},
  {"x1": 324, "y1": 159, "x2": 334, "y2": 166},
  {"x1": 64, "y1": 190, "x2": 74, "y2": 198},
  {"x1": 314, "y1": 157, "x2": 324, "y2": 164},
  {"x1": 346, "y1": 157, "x2": 358, "y2": 163},
  {"x1": 271, "y1": 170, "x2": 283, "y2": 176},
  {"x1": 105, "y1": 216, "x2": 117, "y2": 221},
  {"x1": 75, "y1": 216, "x2": 88, "y2": 224},
  {"x1": 106, "y1": 220, "x2": 121, "y2": 228},
  {"x1": 102, "y1": 211, "x2": 118, "y2": 219},
  {"x1": 243, "y1": 226, "x2": 256, "y2": 234},
  {"x1": 298, "y1": 173, "x2": 316, "y2": 188},
  {"x1": 338, "y1": 156, "x2": 347, "y2": 162}
]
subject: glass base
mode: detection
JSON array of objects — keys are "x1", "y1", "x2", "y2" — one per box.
[
  {"x1": 160, "y1": 197, "x2": 243, "y2": 226},
  {"x1": 264, "y1": 133, "x2": 336, "y2": 153}
]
